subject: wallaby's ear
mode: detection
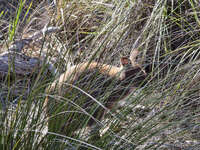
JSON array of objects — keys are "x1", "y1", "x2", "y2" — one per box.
[
  {"x1": 130, "y1": 49, "x2": 139, "y2": 67},
  {"x1": 120, "y1": 57, "x2": 129, "y2": 66}
]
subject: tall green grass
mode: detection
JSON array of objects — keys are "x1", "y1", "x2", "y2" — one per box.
[{"x1": 0, "y1": 0, "x2": 200, "y2": 149}]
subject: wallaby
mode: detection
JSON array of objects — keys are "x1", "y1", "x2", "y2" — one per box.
[{"x1": 44, "y1": 49, "x2": 147, "y2": 135}]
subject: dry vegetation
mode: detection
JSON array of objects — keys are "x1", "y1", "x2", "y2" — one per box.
[{"x1": 0, "y1": 0, "x2": 200, "y2": 149}]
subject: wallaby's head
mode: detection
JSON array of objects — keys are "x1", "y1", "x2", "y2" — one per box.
[{"x1": 119, "y1": 49, "x2": 147, "y2": 85}]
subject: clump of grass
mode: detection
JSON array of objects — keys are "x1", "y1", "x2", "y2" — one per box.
[{"x1": 0, "y1": 0, "x2": 200, "y2": 149}]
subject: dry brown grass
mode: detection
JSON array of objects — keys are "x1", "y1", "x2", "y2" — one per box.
[{"x1": 0, "y1": 0, "x2": 200, "y2": 149}]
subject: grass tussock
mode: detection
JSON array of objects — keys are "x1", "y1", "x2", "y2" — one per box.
[{"x1": 0, "y1": 0, "x2": 200, "y2": 149}]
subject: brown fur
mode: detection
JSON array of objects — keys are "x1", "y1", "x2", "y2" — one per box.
[
  {"x1": 44, "y1": 49, "x2": 147, "y2": 134},
  {"x1": 50, "y1": 61, "x2": 122, "y2": 93}
]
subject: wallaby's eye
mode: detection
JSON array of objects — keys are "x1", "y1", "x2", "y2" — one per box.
[{"x1": 120, "y1": 57, "x2": 129, "y2": 66}]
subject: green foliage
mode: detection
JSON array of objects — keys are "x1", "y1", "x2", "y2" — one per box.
[
  {"x1": 0, "y1": 0, "x2": 200, "y2": 149},
  {"x1": 9, "y1": 0, "x2": 25, "y2": 41}
]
